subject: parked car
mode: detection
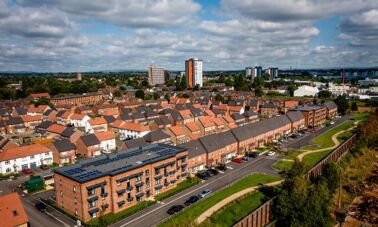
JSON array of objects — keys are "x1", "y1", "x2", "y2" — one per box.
[
  {"x1": 216, "y1": 163, "x2": 227, "y2": 171},
  {"x1": 40, "y1": 164, "x2": 49, "y2": 170},
  {"x1": 198, "y1": 189, "x2": 212, "y2": 198},
  {"x1": 231, "y1": 157, "x2": 243, "y2": 164},
  {"x1": 196, "y1": 172, "x2": 209, "y2": 180},
  {"x1": 22, "y1": 169, "x2": 33, "y2": 174},
  {"x1": 246, "y1": 152, "x2": 259, "y2": 158},
  {"x1": 242, "y1": 156, "x2": 249, "y2": 161},
  {"x1": 330, "y1": 121, "x2": 335, "y2": 125},
  {"x1": 185, "y1": 195, "x2": 199, "y2": 206},
  {"x1": 167, "y1": 205, "x2": 184, "y2": 215},
  {"x1": 35, "y1": 202, "x2": 47, "y2": 212},
  {"x1": 205, "y1": 170, "x2": 214, "y2": 177},
  {"x1": 208, "y1": 168, "x2": 219, "y2": 175},
  {"x1": 267, "y1": 151, "x2": 276, "y2": 156}
]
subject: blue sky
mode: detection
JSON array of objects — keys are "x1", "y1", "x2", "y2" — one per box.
[{"x1": 0, "y1": 0, "x2": 377, "y2": 72}]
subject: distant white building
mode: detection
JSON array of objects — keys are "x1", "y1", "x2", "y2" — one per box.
[
  {"x1": 328, "y1": 82, "x2": 350, "y2": 96},
  {"x1": 294, "y1": 85, "x2": 319, "y2": 97},
  {"x1": 148, "y1": 65, "x2": 166, "y2": 86},
  {"x1": 185, "y1": 58, "x2": 203, "y2": 88},
  {"x1": 358, "y1": 78, "x2": 378, "y2": 86},
  {"x1": 245, "y1": 67, "x2": 252, "y2": 78}
]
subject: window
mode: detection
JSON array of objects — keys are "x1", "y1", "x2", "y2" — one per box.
[
  {"x1": 5, "y1": 160, "x2": 10, "y2": 164},
  {"x1": 155, "y1": 169, "x2": 160, "y2": 175},
  {"x1": 117, "y1": 181, "x2": 121, "y2": 186},
  {"x1": 88, "y1": 189, "x2": 95, "y2": 196},
  {"x1": 6, "y1": 168, "x2": 11, "y2": 173},
  {"x1": 136, "y1": 185, "x2": 142, "y2": 193},
  {"x1": 137, "y1": 196, "x2": 142, "y2": 202},
  {"x1": 145, "y1": 170, "x2": 150, "y2": 176},
  {"x1": 45, "y1": 152, "x2": 49, "y2": 156},
  {"x1": 73, "y1": 186, "x2": 76, "y2": 192},
  {"x1": 91, "y1": 212, "x2": 97, "y2": 218},
  {"x1": 75, "y1": 209, "x2": 78, "y2": 216},
  {"x1": 156, "y1": 189, "x2": 160, "y2": 195},
  {"x1": 156, "y1": 179, "x2": 161, "y2": 186},
  {"x1": 60, "y1": 191, "x2": 63, "y2": 197},
  {"x1": 136, "y1": 175, "x2": 141, "y2": 182},
  {"x1": 88, "y1": 200, "x2": 97, "y2": 208},
  {"x1": 30, "y1": 155, "x2": 35, "y2": 159}
]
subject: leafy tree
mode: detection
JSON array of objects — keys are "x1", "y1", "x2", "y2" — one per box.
[
  {"x1": 135, "y1": 89, "x2": 145, "y2": 99},
  {"x1": 193, "y1": 84, "x2": 200, "y2": 91},
  {"x1": 215, "y1": 93, "x2": 223, "y2": 102},
  {"x1": 318, "y1": 90, "x2": 332, "y2": 99},
  {"x1": 334, "y1": 95, "x2": 349, "y2": 115},
  {"x1": 141, "y1": 80, "x2": 149, "y2": 87},
  {"x1": 225, "y1": 78, "x2": 233, "y2": 87},
  {"x1": 287, "y1": 84, "x2": 297, "y2": 97},
  {"x1": 351, "y1": 102, "x2": 358, "y2": 111},
  {"x1": 113, "y1": 89, "x2": 122, "y2": 97},
  {"x1": 254, "y1": 87, "x2": 263, "y2": 97},
  {"x1": 165, "y1": 79, "x2": 175, "y2": 87},
  {"x1": 313, "y1": 98, "x2": 318, "y2": 105},
  {"x1": 153, "y1": 92, "x2": 160, "y2": 100},
  {"x1": 319, "y1": 162, "x2": 339, "y2": 194}
]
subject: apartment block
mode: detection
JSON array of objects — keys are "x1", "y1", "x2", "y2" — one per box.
[
  {"x1": 148, "y1": 65, "x2": 166, "y2": 86},
  {"x1": 54, "y1": 144, "x2": 188, "y2": 222}
]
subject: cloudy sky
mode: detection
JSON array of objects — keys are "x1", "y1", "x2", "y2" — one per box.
[{"x1": 0, "y1": 0, "x2": 377, "y2": 72}]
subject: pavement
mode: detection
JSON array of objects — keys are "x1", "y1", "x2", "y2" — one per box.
[{"x1": 110, "y1": 155, "x2": 282, "y2": 227}]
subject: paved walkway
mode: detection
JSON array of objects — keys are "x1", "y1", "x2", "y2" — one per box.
[
  {"x1": 195, "y1": 180, "x2": 284, "y2": 224},
  {"x1": 296, "y1": 121, "x2": 359, "y2": 162}
]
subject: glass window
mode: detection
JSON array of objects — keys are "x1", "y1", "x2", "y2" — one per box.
[
  {"x1": 88, "y1": 189, "x2": 95, "y2": 196},
  {"x1": 145, "y1": 170, "x2": 150, "y2": 176},
  {"x1": 5, "y1": 160, "x2": 10, "y2": 164},
  {"x1": 6, "y1": 168, "x2": 11, "y2": 173},
  {"x1": 88, "y1": 200, "x2": 97, "y2": 208},
  {"x1": 73, "y1": 186, "x2": 76, "y2": 192},
  {"x1": 136, "y1": 175, "x2": 141, "y2": 182}
]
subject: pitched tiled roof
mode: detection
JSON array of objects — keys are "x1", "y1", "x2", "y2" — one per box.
[
  {"x1": 47, "y1": 124, "x2": 66, "y2": 134},
  {"x1": 6, "y1": 117, "x2": 23, "y2": 125},
  {"x1": 213, "y1": 117, "x2": 225, "y2": 126},
  {"x1": 0, "y1": 144, "x2": 50, "y2": 161},
  {"x1": 95, "y1": 131, "x2": 115, "y2": 141},
  {"x1": 0, "y1": 193, "x2": 29, "y2": 227},
  {"x1": 323, "y1": 101, "x2": 337, "y2": 110},
  {"x1": 199, "y1": 131, "x2": 237, "y2": 152},
  {"x1": 170, "y1": 126, "x2": 185, "y2": 136},
  {"x1": 287, "y1": 111, "x2": 305, "y2": 123},
  {"x1": 61, "y1": 127, "x2": 76, "y2": 138},
  {"x1": 21, "y1": 115, "x2": 43, "y2": 123},
  {"x1": 89, "y1": 117, "x2": 107, "y2": 126},
  {"x1": 143, "y1": 129, "x2": 170, "y2": 143},
  {"x1": 179, "y1": 140, "x2": 206, "y2": 158},
  {"x1": 186, "y1": 122, "x2": 200, "y2": 132},
  {"x1": 119, "y1": 122, "x2": 150, "y2": 132},
  {"x1": 199, "y1": 116, "x2": 215, "y2": 128},
  {"x1": 53, "y1": 139, "x2": 76, "y2": 152},
  {"x1": 81, "y1": 134, "x2": 100, "y2": 147},
  {"x1": 70, "y1": 113, "x2": 87, "y2": 120},
  {"x1": 123, "y1": 138, "x2": 148, "y2": 149}
]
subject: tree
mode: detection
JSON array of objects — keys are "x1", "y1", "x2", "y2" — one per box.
[
  {"x1": 215, "y1": 93, "x2": 223, "y2": 102},
  {"x1": 320, "y1": 162, "x2": 339, "y2": 194},
  {"x1": 152, "y1": 92, "x2": 160, "y2": 100},
  {"x1": 351, "y1": 102, "x2": 358, "y2": 111},
  {"x1": 113, "y1": 89, "x2": 122, "y2": 97},
  {"x1": 254, "y1": 87, "x2": 263, "y2": 97},
  {"x1": 287, "y1": 84, "x2": 297, "y2": 97},
  {"x1": 318, "y1": 90, "x2": 332, "y2": 99},
  {"x1": 193, "y1": 84, "x2": 200, "y2": 91},
  {"x1": 334, "y1": 95, "x2": 349, "y2": 115},
  {"x1": 141, "y1": 80, "x2": 149, "y2": 87},
  {"x1": 135, "y1": 89, "x2": 145, "y2": 99}
]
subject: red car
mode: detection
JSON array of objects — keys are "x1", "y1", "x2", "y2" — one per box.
[
  {"x1": 22, "y1": 169, "x2": 33, "y2": 174},
  {"x1": 231, "y1": 158, "x2": 243, "y2": 164}
]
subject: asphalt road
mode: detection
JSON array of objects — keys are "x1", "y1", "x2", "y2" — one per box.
[
  {"x1": 285, "y1": 115, "x2": 350, "y2": 150},
  {"x1": 110, "y1": 155, "x2": 281, "y2": 227}
]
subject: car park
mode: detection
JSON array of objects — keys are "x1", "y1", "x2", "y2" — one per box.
[
  {"x1": 185, "y1": 195, "x2": 199, "y2": 206},
  {"x1": 167, "y1": 205, "x2": 184, "y2": 215},
  {"x1": 35, "y1": 202, "x2": 47, "y2": 212},
  {"x1": 231, "y1": 157, "x2": 243, "y2": 164},
  {"x1": 267, "y1": 151, "x2": 276, "y2": 156},
  {"x1": 198, "y1": 189, "x2": 212, "y2": 198}
]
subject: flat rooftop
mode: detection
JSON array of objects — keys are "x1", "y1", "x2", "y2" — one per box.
[{"x1": 54, "y1": 144, "x2": 186, "y2": 183}]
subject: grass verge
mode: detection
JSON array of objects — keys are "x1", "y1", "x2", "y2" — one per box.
[
  {"x1": 154, "y1": 177, "x2": 201, "y2": 201},
  {"x1": 158, "y1": 173, "x2": 281, "y2": 227},
  {"x1": 273, "y1": 160, "x2": 294, "y2": 171},
  {"x1": 200, "y1": 191, "x2": 268, "y2": 227},
  {"x1": 86, "y1": 200, "x2": 157, "y2": 226}
]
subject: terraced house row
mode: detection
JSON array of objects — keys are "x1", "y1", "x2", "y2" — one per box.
[{"x1": 53, "y1": 111, "x2": 307, "y2": 222}]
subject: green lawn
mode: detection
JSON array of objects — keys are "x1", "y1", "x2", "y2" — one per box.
[
  {"x1": 273, "y1": 160, "x2": 294, "y2": 171},
  {"x1": 302, "y1": 149, "x2": 332, "y2": 167},
  {"x1": 199, "y1": 191, "x2": 267, "y2": 227},
  {"x1": 352, "y1": 112, "x2": 370, "y2": 121},
  {"x1": 158, "y1": 173, "x2": 281, "y2": 227},
  {"x1": 154, "y1": 177, "x2": 201, "y2": 201},
  {"x1": 86, "y1": 201, "x2": 157, "y2": 226}
]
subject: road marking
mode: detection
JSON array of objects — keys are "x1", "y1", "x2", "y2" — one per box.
[
  {"x1": 45, "y1": 211, "x2": 71, "y2": 227},
  {"x1": 218, "y1": 170, "x2": 224, "y2": 174},
  {"x1": 227, "y1": 166, "x2": 233, "y2": 170},
  {"x1": 117, "y1": 157, "x2": 268, "y2": 227}
]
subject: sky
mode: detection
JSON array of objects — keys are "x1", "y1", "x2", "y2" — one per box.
[{"x1": 0, "y1": 0, "x2": 377, "y2": 72}]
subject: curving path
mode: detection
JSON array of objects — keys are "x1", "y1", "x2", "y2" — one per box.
[
  {"x1": 296, "y1": 121, "x2": 359, "y2": 162},
  {"x1": 195, "y1": 180, "x2": 284, "y2": 225}
]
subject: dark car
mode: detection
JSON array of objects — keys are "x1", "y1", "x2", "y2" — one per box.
[
  {"x1": 35, "y1": 202, "x2": 47, "y2": 212},
  {"x1": 185, "y1": 195, "x2": 199, "y2": 206},
  {"x1": 242, "y1": 156, "x2": 249, "y2": 161},
  {"x1": 208, "y1": 169, "x2": 219, "y2": 175},
  {"x1": 167, "y1": 205, "x2": 184, "y2": 215},
  {"x1": 40, "y1": 164, "x2": 49, "y2": 170},
  {"x1": 246, "y1": 152, "x2": 259, "y2": 158},
  {"x1": 205, "y1": 170, "x2": 214, "y2": 177},
  {"x1": 216, "y1": 163, "x2": 227, "y2": 171},
  {"x1": 196, "y1": 171, "x2": 209, "y2": 180}
]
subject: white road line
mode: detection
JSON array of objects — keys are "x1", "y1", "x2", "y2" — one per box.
[
  {"x1": 118, "y1": 157, "x2": 266, "y2": 227},
  {"x1": 45, "y1": 211, "x2": 71, "y2": 227}
]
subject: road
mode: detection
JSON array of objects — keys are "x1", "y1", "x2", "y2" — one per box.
[
  {"x1": 110, "y1": 155, "x2": 281, "y2": 227},
  {"x1": 285, "y1": 115, "x2": 350, "y2": 150}
]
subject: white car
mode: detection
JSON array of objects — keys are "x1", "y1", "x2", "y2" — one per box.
[
  {"x1": 267, "y1": 151, "x2": 276, "y2": 156},
  {"x1": 330, "y1": 121, "x2": 335, "y2": 125},
  {"x1": 198, "y1": 189, "x2": 212, "y2": 198}
]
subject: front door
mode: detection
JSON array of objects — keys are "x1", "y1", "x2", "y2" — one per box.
[
  {"x1": 30, "y1": 162, "x2": 37, "y2": 169},
  {"x1": 21, "y1": 164, "x2": 28, "y2": 169}
]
